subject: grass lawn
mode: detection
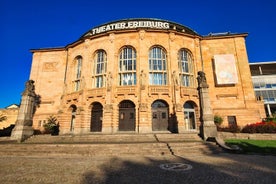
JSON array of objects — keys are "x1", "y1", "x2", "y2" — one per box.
[{"x1": 225, "y1": 139, "x2": 276, "y2": 155}]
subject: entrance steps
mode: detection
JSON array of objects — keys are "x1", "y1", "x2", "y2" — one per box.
[
  {"x1": 24, "y1": 132, "x2": 202, "y2": 144},
  {"x1": 0, "y1": 133, "x2": 223, "y2": 157}
]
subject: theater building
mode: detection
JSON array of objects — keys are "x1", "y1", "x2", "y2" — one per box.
[{"x1": 29, "y1": 18, "x2": 265, "y2": 134}]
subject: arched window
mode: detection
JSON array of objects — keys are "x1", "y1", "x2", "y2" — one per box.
[
  {"x1": 178, "y1": 49, "x2": 194, "y2": 87},
  {"x1": 149, "y1": 46, "x2": 167, "y2": 85},
  {"x1": 74, "y1": 56, "x2": 82, "y2": 91},
  {"x1": 93, "y1": 50, "x2": 107, "y2": 88},
  {"x1": 119, "y1": 46, "x2": 136, "y2": 86}
]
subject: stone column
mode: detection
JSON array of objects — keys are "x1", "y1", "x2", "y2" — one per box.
[
  {"x1": 197, "y1": 71, "x2": 217, "y2": 140},
  {"x1": 11, "y1": 80, "x2": 38, "y2": 142}
]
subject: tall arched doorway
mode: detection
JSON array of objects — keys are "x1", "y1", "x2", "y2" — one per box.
[
  {"x1": 69, "y1": 105, "x2": 77, "y2": 132},
  {"x1": 184, "y1": 102, "x2": 196, "y2": 130},
  {"x1": 118, "y1": 100, "x2": 136, "y2": 131},
  {"x1": 90, "y1": 102, "x2": 103, "y2": 132},
  {"x1": 152, "y1": 100, "x2": 169, "y2": 131}
]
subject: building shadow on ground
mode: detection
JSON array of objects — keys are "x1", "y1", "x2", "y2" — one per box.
[{"x1": 81, "y1": 153, "x2": 276, "y2": 184}]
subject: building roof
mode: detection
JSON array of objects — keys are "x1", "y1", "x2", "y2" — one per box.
[
  {"x1": 250, "y1": 61, "x2": 276, "y2": 65},
  {"x1": 6, "y1": 104, "x2": 19, "y2": 109},
  {"x1": 30, "y1": 18, "x2": 249, "y2": 52},
  {"x1": 80, "y1": 18, "x2": 199, "y2": 38}
]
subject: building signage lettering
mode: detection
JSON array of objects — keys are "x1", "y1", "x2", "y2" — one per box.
[{"x1": 91, "y1": 20, "x2": 170, "y2": 35}]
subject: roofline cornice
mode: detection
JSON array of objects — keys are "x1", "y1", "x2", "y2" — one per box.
[
  {"x1": 30, "y1": 47, "x2": 66, "y2": 53},
  {"x1": 202, "y1": 33, "x2": 248, "y2": 40}
]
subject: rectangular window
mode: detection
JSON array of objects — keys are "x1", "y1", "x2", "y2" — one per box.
[
  {"x1": 266, "y1": 84, "x2": 272, "y2": 88},
  {"x1": 227, "y1": 116, "x2": 237, "y2": 127}
]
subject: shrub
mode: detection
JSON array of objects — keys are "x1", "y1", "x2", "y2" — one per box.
[
  {"x1": 43, "y1": 115, "x2": 59, "y2": 135},
  {"x1": 241, "y1": 121, "x2": 276, "y2": 133},
  {"x1": 217, "y1": 124, "x2": 241, "y2": 133},
  {"x1": 263, "y1": 114, "x2": 276, "y2": 123},
  {"x1": 214, "y1": 115, "x2": 223, "y2": 127}
]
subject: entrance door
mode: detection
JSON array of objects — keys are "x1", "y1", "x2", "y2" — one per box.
[
  {"x1": 119, "y1": 100, "x2": 135, "y2": 131},
  {"x1": 184, "y1": 102, "x2": 196, "y2": 130},
  {"x1": 152, "y1": 100, "x2": 169, "y2": 131},
  {"x1": 91, "y1": 102, "x2": 103, "y2": 132}
]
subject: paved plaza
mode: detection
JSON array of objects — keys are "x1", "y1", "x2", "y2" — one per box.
[{"x1": 0, "y1": 152, "x2": 275, "y2": 184}]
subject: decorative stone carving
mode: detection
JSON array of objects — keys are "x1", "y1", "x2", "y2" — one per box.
[
  {"x1": 22, "y1": 80, "x2": 36, "y2": 97},
  {"x1": 169, "y1": 32, "x2": 175, "y2": 41},
  {"x1": 172, "y1": 71, "x2": 179, "y2": 86},
  {"x1": 140, "y1": 70, "x2": 146, "y2": 90},
  {"x1": 109, "y1": 33, "x2": 115, "y2": 43},
  {"x1": 139, "y1": 30, "x2": 145, "y2": 40},
  {"x1": 42, "y1": 62, "x2": 57, "y2": 72},
  {"x1": 197, "y1": 71, "x2": 209, "y2": 88},
  {"x1": 139, "y1": 103, "x2": 148, "y2": 112},
  {"x1": 175, "y1": 103, "x2": 182, "y2": 112},
  {"x1": 106, "y1": 72, "x2": 113, "y2": 91},
  {"x1": 81, "y1": 76, "x2": 86, "y2": 89},
  {"x1": 104, "y1": 104, "x2": 113, "y2": 113}
]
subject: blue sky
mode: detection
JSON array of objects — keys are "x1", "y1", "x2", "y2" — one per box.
[{"x1": 0, "y1": 0, "x2": 275, "y2": 108}]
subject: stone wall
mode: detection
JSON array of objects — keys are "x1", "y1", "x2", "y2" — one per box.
[{"x1": 218, "y1": 132, "x2": 276, "y2": 140}]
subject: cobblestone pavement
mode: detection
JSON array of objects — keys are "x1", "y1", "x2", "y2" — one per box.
[{"x1": 0, "y1": 152, "x2": 275, "y2": 184}]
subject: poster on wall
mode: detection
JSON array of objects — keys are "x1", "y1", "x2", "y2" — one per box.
[{"x1": 214, "y1": 54, "x2": 238, "y2": 85}]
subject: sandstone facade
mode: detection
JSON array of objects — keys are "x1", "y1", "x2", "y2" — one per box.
[{"x1": 29, "y1": 18, "x2": 265, "y2": 134}]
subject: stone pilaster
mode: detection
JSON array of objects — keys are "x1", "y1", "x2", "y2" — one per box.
[{"x1": 102, "y1": 104, "x2": 113, "y2": 133}]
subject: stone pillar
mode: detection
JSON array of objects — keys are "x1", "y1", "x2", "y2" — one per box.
[
  {"x1": 197, "y1": 71, "x2": 217, "y2": 140},
  {"x1": 11, "y1": 80, "x2": 38, "y2": 142}
]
